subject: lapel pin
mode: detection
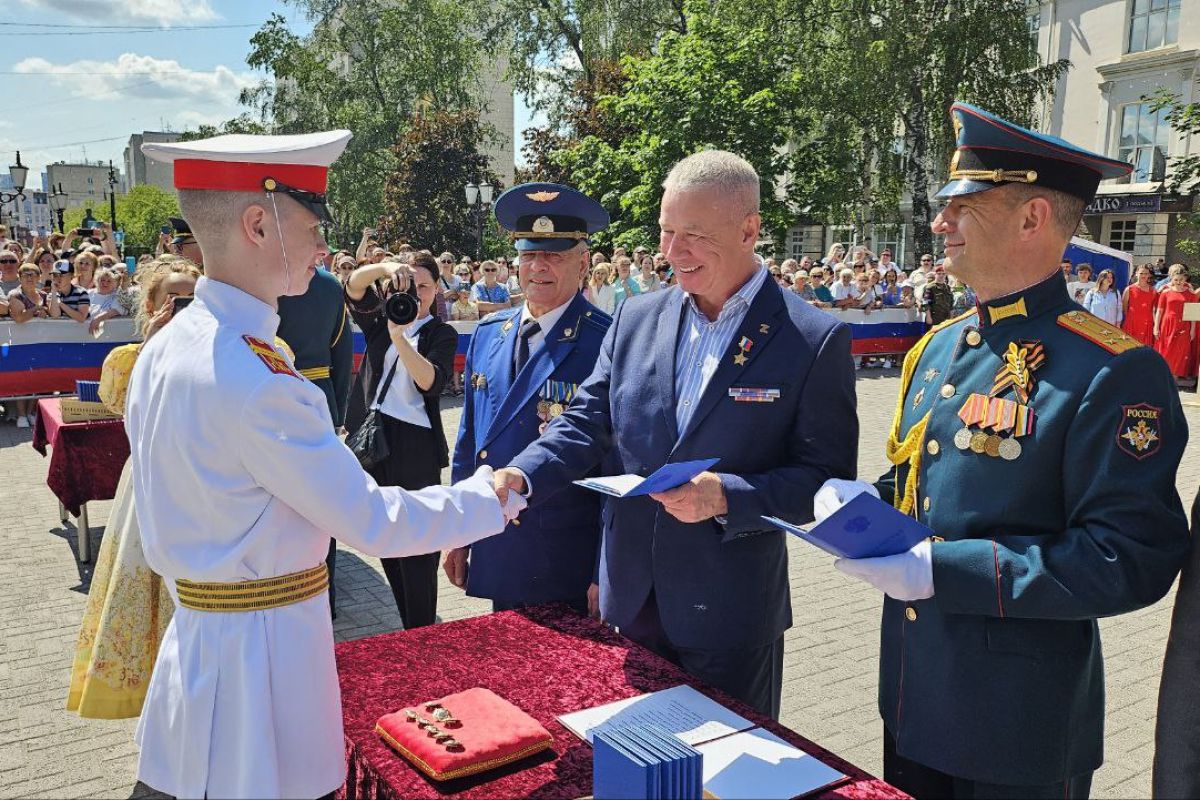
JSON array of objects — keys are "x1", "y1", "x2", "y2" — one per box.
[{"x1": 759, "y1": 323, "x2": 770, "y2": 334}]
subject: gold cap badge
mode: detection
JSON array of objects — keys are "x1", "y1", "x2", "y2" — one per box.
[
  {"x1": 532, "y1": 215, "x2": 555, "y2": 233},
  {"x1": 526, "y1": 190, "x2": 560, "y2": 202}
]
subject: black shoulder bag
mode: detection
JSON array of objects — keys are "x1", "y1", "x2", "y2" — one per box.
[{"x1": 346, "y1": 353, "x2": 401, "y2": 470}]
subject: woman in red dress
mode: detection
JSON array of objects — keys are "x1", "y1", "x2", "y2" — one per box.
[
  {"x1": 1154, "y1": 265, "x2": 1197, "y2": 381},
  {"x1": 1122, "y1": 263, "x2": 1157, "y2": 345}
]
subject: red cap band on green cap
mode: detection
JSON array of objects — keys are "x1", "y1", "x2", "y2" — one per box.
[{"x1": 174, "y1": 160, "x2": 329, "y2": 193}]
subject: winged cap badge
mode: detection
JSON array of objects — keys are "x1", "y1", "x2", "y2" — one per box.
[{"x1": 526, "y1": 190, "x2": 560, "y2": 202}]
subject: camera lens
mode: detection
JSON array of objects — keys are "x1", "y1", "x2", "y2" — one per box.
[{"x1": 385, "y1": 289, "x2": 419, "y2": 326}]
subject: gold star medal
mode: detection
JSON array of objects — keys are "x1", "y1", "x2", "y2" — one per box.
[{"x1": 733, "y1": 335, "x2": 753, "y2": 366}]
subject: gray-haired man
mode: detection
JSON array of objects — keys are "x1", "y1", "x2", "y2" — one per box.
[{"x1": 496, "y1": 150, "x2": 858, "y2": 717}]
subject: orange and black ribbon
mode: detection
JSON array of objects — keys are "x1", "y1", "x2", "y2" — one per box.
[{"x1": 990, "y1": 340, "x2": 1045, "y2": 404}]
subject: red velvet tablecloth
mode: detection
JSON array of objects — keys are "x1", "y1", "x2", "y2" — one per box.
[
  {"x1": 336, "y1": 606, "x2": 908, "y2": 800},
  {"x1": 31, "y1": 398, "x2": 129, "y2": 516}
]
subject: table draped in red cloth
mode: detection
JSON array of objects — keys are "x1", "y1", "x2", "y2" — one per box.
[
  {"x1": 335, "y1": 606, "x2": 909, "y2": 800},
  {"x1": 31, "y1": 398, "x2": 129, "y2": 517}
]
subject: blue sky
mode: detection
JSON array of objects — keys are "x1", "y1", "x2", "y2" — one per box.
[{"x1": 2, "y1": 0, "x2": 538, "y2": 190}]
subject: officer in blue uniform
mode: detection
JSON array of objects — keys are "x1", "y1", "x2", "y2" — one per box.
[
  {"x1": 818, "y1": 103, "x2": 1191, "y2": 798},
  {"x1": 444, "y1": 183, "x2": 611, "y2": 613},
  {"x1": 277, "y1": 266, "x2": 353, "y2": 615}
]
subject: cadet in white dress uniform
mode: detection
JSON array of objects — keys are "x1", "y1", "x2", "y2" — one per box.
[{"x1": 129, "y1": 131, "x2": 519, "y2": 799}]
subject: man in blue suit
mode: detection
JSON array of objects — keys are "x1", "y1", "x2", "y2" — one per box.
[
  {"x1": 498, "y1": 152, "x2": 858, "y2": 718},
  {"x1": 444, "y1": 183, "x2": 612, "y2": 614}
]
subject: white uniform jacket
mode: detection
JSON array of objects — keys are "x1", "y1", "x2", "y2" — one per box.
[{"x1": 125, "y1": 276, "x2": 504, "y2": 799}]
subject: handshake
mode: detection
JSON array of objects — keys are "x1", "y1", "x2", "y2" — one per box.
[{"x1": 474, "y1": 466, "x2": 528, "y2": 524}]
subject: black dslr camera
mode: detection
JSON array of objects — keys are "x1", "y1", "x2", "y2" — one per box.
[{"x1": 384, "y1": 282, "x2": 420, "y2": 326}]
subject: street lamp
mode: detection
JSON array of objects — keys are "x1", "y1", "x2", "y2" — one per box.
[
  {"x1": 106, "y1": 159, "x2": 119, "y2": 235},
  {"x1": 463, "y1": 180, "x2": 493, "y2": 259},
  {"x1": 49, "y1": 183, "x2": 67, "y2": 233},
  {"x1": 0, "y1": 152, "x2": 28, "y2": 232}
]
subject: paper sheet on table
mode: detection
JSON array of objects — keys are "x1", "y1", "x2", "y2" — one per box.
[
  {"x1": 572, "y1": 458, "x2": 720, "y2": 498},
  {"x1": 696, "y1": 727, "x2": 846, "y2": 799},
  {"x1": 558, "y1": 684, "x2": 753, "y2": 746}
]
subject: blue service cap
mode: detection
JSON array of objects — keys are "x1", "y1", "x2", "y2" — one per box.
[
  {"x1": 493, "y1": 182, "x2": 609, "y2": 252},
  {"x1": 936, "y1": 102, "x2": 1133, "y2": 202}
]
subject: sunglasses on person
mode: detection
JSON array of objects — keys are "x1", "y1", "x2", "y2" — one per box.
[
  {"x1": 482, "y1": 268, "x2": 498, "y2": 273},
  {"x1": 0, "y1": 258, "x2": 17, "y2": 265},
  {"x1": 921, "y1": 258, "x2": 933, "y2": 262}
]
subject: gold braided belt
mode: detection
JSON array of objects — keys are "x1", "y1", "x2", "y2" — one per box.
[{"x1": 176, "y1": 563, "x2": 329, "y2": 612}]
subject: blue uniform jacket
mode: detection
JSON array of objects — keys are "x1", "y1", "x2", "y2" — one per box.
[
  {"x1": 509, "y1": 280, "x2": 858, "y2": 650},
  {"x1": 452, "y1": 292, "x2": 610, "y2": 607},
  {"x1": 876, "y1": 271, "x2": 1189, "y2": 784}
]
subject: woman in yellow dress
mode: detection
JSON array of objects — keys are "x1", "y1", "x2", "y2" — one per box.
[{"x1": 66, "y1": 256, "x2": 201, "y2": 718}]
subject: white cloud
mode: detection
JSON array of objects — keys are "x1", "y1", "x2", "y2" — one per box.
[
  {"x1": 17, "y1": 0, "x2": 218, "y2": 26},
  {"x1": 13, "y1": 53, "x2": 255, "y2": 106}
]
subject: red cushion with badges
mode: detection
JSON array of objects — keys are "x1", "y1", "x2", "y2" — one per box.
[{"x1": 375, "y1": 686, "x2": 554, "y2": 781}]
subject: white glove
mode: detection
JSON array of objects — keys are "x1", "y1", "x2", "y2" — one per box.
[
  {"x1": 834, "y1": 539, "x2": 934, "y2": 601},
  {"x1": 813, "y1": 478, "x2": 880, "y2": 524},
  {"x1": 471, "y1": 465, "x2": 527, "y2": 524}
]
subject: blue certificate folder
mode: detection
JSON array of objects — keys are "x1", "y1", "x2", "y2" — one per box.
[
  {"x1": 573, "y1": 458, "x2": 720, "y2": 499},
  {"x1": 593, "y1": 723, "x2": 703, "y2": 800},
  {"x1": 763, "y1": 492, "x2": 933, "y2": 559}
]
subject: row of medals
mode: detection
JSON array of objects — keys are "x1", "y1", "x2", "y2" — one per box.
[{"x1": 953, "y1": 427, "x2": 1021, "y2": 461}]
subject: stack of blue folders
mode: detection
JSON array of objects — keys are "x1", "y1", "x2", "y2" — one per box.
[
  {"x1": 593, "y1": 723, "x2": 703, "y2": 799},
  {"x1": 75, "y1": 380, "x2": 101, "y2": 403}
]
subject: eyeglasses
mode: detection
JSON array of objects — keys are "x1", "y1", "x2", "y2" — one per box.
[
  {"x1": 482, "y1": 268, "x2": 498, "y2": 273},
  {"x1": 0, "y1": 259, "x2": 17, "y2": 265},
  {"x1": 920, "y1": 258, "x2": 933, "y2": 262}
]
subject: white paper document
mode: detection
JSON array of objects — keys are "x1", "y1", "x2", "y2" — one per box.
[
  {"x1": 558, "y1": 684, "x2": 754, "y2": 746},
  {"x1": 696, "y1": 727, "x2": 846, "y2": 799}
]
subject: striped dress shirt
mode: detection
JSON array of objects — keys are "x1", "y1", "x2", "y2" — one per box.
[{"x1": 674, "y1": 264, "x2": 770, "y2": 436}]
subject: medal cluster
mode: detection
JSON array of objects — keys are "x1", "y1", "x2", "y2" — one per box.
[
  {"x1": 951, "y1": 339, "x2": 1044, "y2": 463},
  {"x1": 537, "y1": 380, "x2": 577, "y2": 434},
  {"x1": 404, "y1": 701, "x2": 464, "y2": 752}
]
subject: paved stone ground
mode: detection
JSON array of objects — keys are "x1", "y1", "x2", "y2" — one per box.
[{"x1": 1, "y1": 373, "x2": 1198, "y2": 798}]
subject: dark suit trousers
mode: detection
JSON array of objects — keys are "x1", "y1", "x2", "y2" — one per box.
[
  {"x1": 370, "y1": 416, "x2": 444, "y2": 630},
  {"x1": 883, "y1": 727, "x2": 1093, "y2": 799},
  {"x1": 621, "y1": 591, "x2": 783, "y2": 720}
]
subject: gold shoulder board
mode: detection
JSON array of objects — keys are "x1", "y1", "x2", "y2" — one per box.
[{"x1": 1056, "y1": 310, "x2": 1142, "y2": 355}]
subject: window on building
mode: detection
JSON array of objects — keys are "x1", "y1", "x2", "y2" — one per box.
[
  {"x1": 87, "y1": 177, "x2": 94, "y2": 185},
  {"x1": 788, "y1": 225, "x2": 822, "y2": 261},
  {"x1": 827, "y1": 226, "x2": 857, "y2": 260},
  {"x1": 1027, "y1": 8, "x2": 1041, "y2": 53},
  {"x1": 1118, "y1": 102, "x2": 1170, "y2": 181},
  {"x1": 1107, "y1": 218, "x2": 1138, "y2": 252},
  {"x1": 871, "y1": 223, "x2": 905, "y2": 267},
  {"x1": 1128, "y1": 0, "x2": 1180, "y2": 54}
]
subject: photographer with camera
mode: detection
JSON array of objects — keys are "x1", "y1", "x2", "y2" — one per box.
[{"x1": 344, "y1": 251, "x2": 459, "y2": 629}]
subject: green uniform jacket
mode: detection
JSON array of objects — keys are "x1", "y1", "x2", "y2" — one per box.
[
  {"x1": 276, "y1": 269, "x2": 353, "y2": 428},
  {"x1": 875, "y1": 271, "x2": 1189, "y2": 785}
]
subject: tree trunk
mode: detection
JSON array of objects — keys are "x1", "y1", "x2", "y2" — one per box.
[{"x1": 906, "y1": 74, "x2": 934, "y2": 263}]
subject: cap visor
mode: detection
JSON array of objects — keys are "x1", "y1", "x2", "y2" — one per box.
[
  {"x1": 513, "y1": 237, "x2": 585, "y2": 253},
  {"x1": 935, "y1": 179, "x2": 1002, "y2": 199}
]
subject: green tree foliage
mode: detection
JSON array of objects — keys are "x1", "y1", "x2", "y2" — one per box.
[
  {"x1": 476, "y1": 0, "x2": 685, "y2": 116},
  {"x1": 378, "y1": 110, "x2": 504, "y2": 258},
  {"x1": 806, "y1": 0, "x2": 1069, "y2": 258},
  {"x1": 237, "y1": 1, "x2": 486, "y2": 246},
  {"x1": 64, "y1": 185, "x2": 180, "y2": 253},
  {"x1": 543, "y1": 2, "x2": 856, "y2": 251}
]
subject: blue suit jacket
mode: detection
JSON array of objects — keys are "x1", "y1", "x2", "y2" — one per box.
[
  {"x1": 452, "y1": 292, "x2": 611, "y2": 606},
  {"x1": 510, "y1": 279, "x2": 858, "y2": 650}
]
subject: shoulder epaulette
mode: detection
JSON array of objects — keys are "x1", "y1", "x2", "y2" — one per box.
[
  {"x1": 244, "y1": 335, "x2": 301, "y2": 379},
  {"x1": 580, "y1": 307, "x2": 612, "y2": 329},
  {"x1": 478, "y1": 309, "x2": 516, "y2": 326},
  {"x1": 1057, "y1": 309, "x2": 1143, "y2": 355}
]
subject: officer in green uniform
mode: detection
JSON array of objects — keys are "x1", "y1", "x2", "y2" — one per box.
[
  {"x1": 815, "y1": 102, "x2": 1190, "y2": 798},
  {"x1": 277, "y1": 266, "x2": 353, "y2": 614}
]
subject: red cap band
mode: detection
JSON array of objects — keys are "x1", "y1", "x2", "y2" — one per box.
[{"x1": 174, "y1": 160, "x2": 329, "y2": 194}]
